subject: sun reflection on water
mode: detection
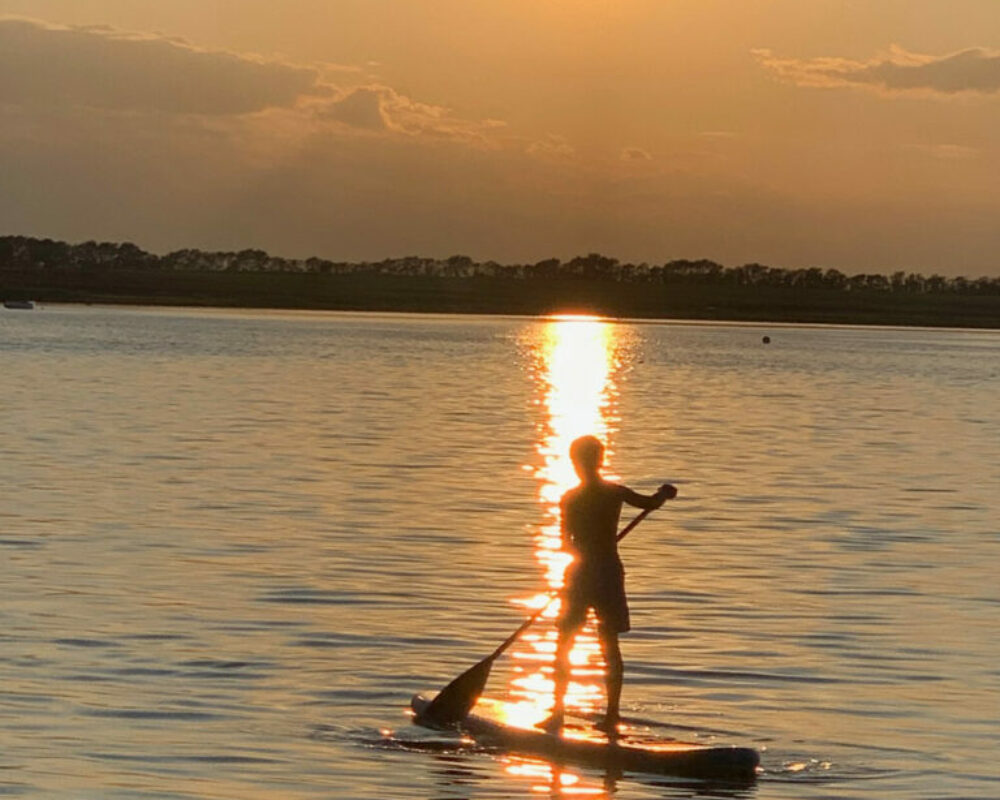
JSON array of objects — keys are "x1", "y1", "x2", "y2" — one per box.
[
  {"x1": 505, "y1": 757, "x2": 610, "y2": 796},
  {"x1": 503, "y1": 316, "x2": 628, "y2": 737}
]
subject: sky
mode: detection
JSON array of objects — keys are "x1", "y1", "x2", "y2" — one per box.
[{"x1": 2, "y1": 1, "x2": 999, "y2": 276}]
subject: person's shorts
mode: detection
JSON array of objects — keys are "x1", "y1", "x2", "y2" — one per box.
[{"x1": 559, "y1": 561, "x2": 630, "y2": 634}]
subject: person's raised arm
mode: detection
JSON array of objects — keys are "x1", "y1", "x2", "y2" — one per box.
[{"x1": 620, "y1": 483, "x2": 677, "y2": 510}]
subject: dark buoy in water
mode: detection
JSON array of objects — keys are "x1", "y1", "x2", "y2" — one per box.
[{"x1": 762, "y1": 335, "x2": 771, "y2": 344}]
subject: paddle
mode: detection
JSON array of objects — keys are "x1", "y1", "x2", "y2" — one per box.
[{"x1": 417, "y1": 506, "x2": 656, "y2": 726}]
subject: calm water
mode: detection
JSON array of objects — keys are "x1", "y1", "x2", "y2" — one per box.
[{"x1": 1, "y1": 305, "x2": 998, "y2": 800}]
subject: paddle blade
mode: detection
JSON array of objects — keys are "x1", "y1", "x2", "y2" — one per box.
[{"x1": 416, "y1": 656, "x2": 494, "y2": 726}]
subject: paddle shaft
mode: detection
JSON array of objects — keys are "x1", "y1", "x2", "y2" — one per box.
[{"x1": 484, "y1": 506, "x2": 655, "y2": 664}]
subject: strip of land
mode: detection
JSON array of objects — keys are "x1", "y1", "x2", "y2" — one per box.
[{"x1": 2, "y1": 236, "x2": 998, "y2": 328}]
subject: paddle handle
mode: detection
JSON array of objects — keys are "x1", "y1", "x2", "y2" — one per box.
[
  {"x1": 616, "y1": 506, "x2": 654, "y2": 542},
  {"x1": 485, "y1": 506, "x2": 656, "y2": 664}
]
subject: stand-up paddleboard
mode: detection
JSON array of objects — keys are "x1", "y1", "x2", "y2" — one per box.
[{"x1": 411, "y1": 693, "x2": 759, "y2": 782}]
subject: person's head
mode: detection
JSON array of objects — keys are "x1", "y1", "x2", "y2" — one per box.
[{"x1": 569, "y1": 435, "x2": 604, "y2": 480}]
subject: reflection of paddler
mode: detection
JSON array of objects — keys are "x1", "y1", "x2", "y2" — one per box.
[{"x1": 544, "y1": 435, "x2": 676, "y2": 738}]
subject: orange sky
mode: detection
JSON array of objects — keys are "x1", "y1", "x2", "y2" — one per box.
[{"x1": 2, "y1": 1, "x2": 999, "y2": 275}]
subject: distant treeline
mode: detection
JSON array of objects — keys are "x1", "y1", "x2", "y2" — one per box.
[
  {"x1": 3, "y1": 235, "x2": 999, "y2": 295},
  {"x1": 3, "y1": 235, "x2": 1000, "y2": 327}
]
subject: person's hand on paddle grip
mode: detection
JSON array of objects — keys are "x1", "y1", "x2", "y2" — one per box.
[{"x1": 654, "y1": 483, "x2": 677, "y2": 507}]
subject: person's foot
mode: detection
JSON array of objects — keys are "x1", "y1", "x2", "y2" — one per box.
[
  {"x1": 536, "y1": 712, "x2": 564, "y2": 735},
  {"x1": 593, "y1": 715, "x2": 621, "y2": 740}
]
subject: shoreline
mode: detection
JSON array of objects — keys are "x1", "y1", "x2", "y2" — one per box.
[
  {"x1": 9, "y1": 295, "x2": 1000, "y2": 333},
  {"x1": 4, "y1": 270, "x2": 1000, "y2": 330},
  {"x1": 20, "y1": 301, "x2": 1000, "y2": 336}
]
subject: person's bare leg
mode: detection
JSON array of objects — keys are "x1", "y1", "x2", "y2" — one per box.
[
  {"x1": 597, "y1": 625, "x2": 623, "y2": 737},
  {"x1": 542, "y1": 625, "x2": 575, "y2": 733}
]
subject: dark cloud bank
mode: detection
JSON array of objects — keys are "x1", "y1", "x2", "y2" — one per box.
[{"x1": 0, "y1": 17, "x2": 322, "y2": 114}]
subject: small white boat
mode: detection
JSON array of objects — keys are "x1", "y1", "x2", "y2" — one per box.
[{"x1": 3, "y1": 300, "x2": 35, "y2": 310}]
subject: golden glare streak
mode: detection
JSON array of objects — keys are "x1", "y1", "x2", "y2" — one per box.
[
  {"x1": 504, "y1": 756, "x2": 610, "y2": 797},
  {"x1": 500, "y1": 316, "x2": 623, "y2": 734}
]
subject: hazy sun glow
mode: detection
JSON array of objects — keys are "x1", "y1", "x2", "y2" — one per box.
[{"x1": 6, "y1": 6, "x2": 1000, "y2": 275}]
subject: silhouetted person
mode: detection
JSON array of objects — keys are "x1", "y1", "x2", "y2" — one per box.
[{"x1": 543, "y1": 435, "x2": 676, "y2": 738}]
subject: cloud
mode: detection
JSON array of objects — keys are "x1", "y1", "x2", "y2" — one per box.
[
  {"x1": 0, "y1": 17, "x2": 322, "y2": 114},
  {"x1": 317, "y1": 87, "x2": 391, "y2": 130},
  {"x1": 0, "y1": 17, "x2": 505, "y2": 149},
  {"x1": 620, "y1": 147, "x2": 653, "y2": 161},
  {"x1": 313, "y1": 84, "x2": 506, "y2": 143},
  {"x1": 526, "y1": 134, "x2": 575, "y2": 159},
  {"x1": 754, "y1": 45, "x2": 1000, "y2": 96}
]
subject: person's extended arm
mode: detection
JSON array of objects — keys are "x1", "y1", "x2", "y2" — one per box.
[{"x1": 620, "y1": 483, "x2": 677, "y2": 510}]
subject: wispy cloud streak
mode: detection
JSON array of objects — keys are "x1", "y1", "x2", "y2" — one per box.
[{"x1": 754, "y1": 45, "x2": 1000, "y2": 96}]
